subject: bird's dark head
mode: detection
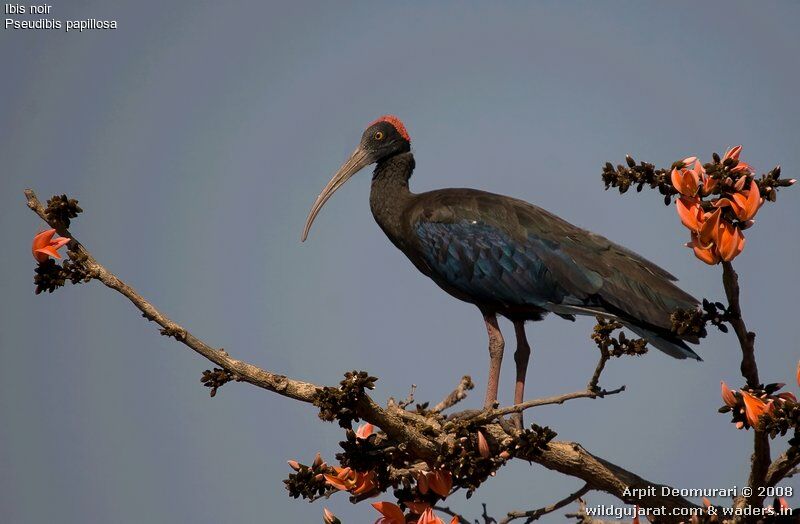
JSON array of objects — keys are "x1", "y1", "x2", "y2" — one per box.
[
  {"x1": 359, "y1": 115, "x2": 411, "y2": 160},
  {"x1": 301, "y1": 115, "x2": 410, "y2": 241}
]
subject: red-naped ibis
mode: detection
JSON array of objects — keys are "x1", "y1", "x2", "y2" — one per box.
[{"x1": 302, "y1": 116, "x2": 700, "y2": 417}]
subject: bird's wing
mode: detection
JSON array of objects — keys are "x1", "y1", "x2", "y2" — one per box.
[
  {"x1": 407, "y1": 189, "x2": 698, "y2": 331},
  {"x1": 413, "y1": 218, "x2": 570, "y2": 309}
]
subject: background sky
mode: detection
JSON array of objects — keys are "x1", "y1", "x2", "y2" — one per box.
[{"x1": 2, "y1": 1, "x2": 799, "y2": 523}]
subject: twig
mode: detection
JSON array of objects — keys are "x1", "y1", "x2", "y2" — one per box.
[
  {"x1": 398, "y1": 384, "x2": 417, "y2": 409},
  {"x1": 388, "y1": 383, "x2": 417, "y2": 409},
  {"x1": 765, "y1": 451, "x2": 800, "y2": 487},
  {"x1": 432, "y1": 375, "x2": 474, "y2": 413},
  {"x1": 588, "y1": 345, "x2": 610, "y2": 392},
  {"x1": 722, "y1": 262, "x2": 759, "y2": 387},
  {"x1": 722, "y1": 262, "x2": 770, "y2": 510},
  {"x1": 432, "y1": 505, "x2": 471, "y2": 524},
  {"x1": 481, "y1": 503, "x2": 497, "y2": 524},
  {"x1": 499, "y1": 483, "x2": 591, "y2": 523},
  {"x1": 463, "y1": 386, "x2": 625, "y2": 426}
]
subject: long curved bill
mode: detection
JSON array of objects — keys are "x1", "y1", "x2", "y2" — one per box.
[{"x1": 301, "y1": 147, "x2": 372, "y2": 241}]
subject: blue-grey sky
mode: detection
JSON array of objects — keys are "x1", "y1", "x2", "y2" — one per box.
[{"x1": 2, "y1": 1, "x2": 799, "y2": 522}]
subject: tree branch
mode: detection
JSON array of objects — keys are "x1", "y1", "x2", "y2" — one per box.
[
  {"x1": 432, "y1": 375, "x2": 474, "y2": 413},
  {"x1": 24, "y1": 188, "x2": 698, "y2": 522},
  {"x1": 722, "y1": 262, "x2": 771, "y2": 510},
  {"x1": 765, "y1": 450, "x2": 800, "y2": 487},
  {"x1": 463, "y1": 386, "x2": 625, "y2": 426},
  {"x1": 499, "y1": 483, "x2": 591, "y2": 523}
]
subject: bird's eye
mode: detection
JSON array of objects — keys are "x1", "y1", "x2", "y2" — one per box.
[{"x1": 374, "y1": 131, "x2": 384, "y2": 140}]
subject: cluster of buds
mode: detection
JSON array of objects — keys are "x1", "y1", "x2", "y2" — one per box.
[
  {"x1": 720, "y1": 362, "x2": 800, "y2": 432},
  {"x1": 31, "y1": 229, "x2": 92, "y2": 294},
  {"x1": 284, "y1": 452, "x2": 330, "y2": 501},
  {"x1": 313, "y1": 371, "x2": 378, "y2": 429},
  {"x1": 322, "y1": 423, "x2": 381, "y2": 498},
  {"x1": 591, "y1": 317, "x2": 648, "y2": 357},
  {"x1": 310, "y1": 422, "x2": 460, "y2": 523}
]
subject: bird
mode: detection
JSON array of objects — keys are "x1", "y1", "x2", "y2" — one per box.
[{"x1": 301, "y1": 115, "x2": 701, "y2": 422}]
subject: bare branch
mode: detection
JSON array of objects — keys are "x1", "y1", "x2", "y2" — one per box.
[
  {"x1": 499, "y1": 483, "x2": 591, "y2": 523},
  {"x1": 463, "y1": 386, "x2": 625, "y2": 426},
  {"x1": 765, "y1": 450, "x2": 800, "y2": 487},
  {"x1": 722, "y1": 262, "x2": 771, "y2": 510},
  {"x1": 460, "y1": 345, "x2": 625, "y2": 426},
  {"x1": 587, "y1": 344, "x2": 610, "y2": 392},
  {"x1": 433, "y1": 505, "x2": 471, "y2": 524},
  {"x1": 432, "y1": 375, "x2": 475, "y2": 413}
]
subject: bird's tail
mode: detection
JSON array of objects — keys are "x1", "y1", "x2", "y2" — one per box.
[{"x1": 623, "y1": 323, "x2": 702, "y2": 361}]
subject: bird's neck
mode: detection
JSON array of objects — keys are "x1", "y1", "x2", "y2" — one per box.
[{"x1": 370, "y1": 152, "x2": 415, "y2": 244}]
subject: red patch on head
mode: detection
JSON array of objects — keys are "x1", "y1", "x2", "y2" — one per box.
[{"x1": 370, "y1": 115, "x2": 410, "y2": 142}]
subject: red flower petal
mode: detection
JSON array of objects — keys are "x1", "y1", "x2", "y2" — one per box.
[
  {"x1": 416, "y1": 472, "x2": 430, "y2": 495},
  {"x1": 676, "y1": 197, "x2": 703, "y2": 232},
  {"x1": 720, "y1": 381, "x2": 737, "y2": 408},
  {"x1": 356, "y1": 422, "x2": 374, "y2": 439},
  {"x1": 324, "y1": 474, "x2": 350, "y2": 491},
  {"x1": 671, "y1": 167, "x2": 699, "y2": 197},
  {"x1": 741, "y1": 391, "x2": 769, "y2": 428},
  {"x1": 723, "y1": 145, "x2": 742, "y2": 162},
  {"x1": 428, "y1": 470, "x2": 452, "y2": 498},
  {"x1": 717, "y1": 223, "x2": 745, "y2": 262},
  {"x1": 372, "y1": 501, "x2": 406, "y2": 524},
  {"x1": 698, "y1": 209, "x2": 722, "y2": 247},
  {"x1": 477, "y1": 430, "x2": 490, "y2": 459}
]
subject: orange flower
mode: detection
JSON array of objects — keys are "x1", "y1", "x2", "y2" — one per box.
[
  {"x1": 697, "y1": 208, "x2": 722, "y2": 247},
  {"x1": 731, "y1": 180, "x2": 761, "y2": 221},
  {"x1": 723, "y1": 145, "x2": 742, "y2": 162},
  {"x1": 676, "y1": 197, "x2": 703, "y2": 232},
  {"x1": 720, "y1": 381, "x2": 737, "y2": 408},
  {"x1": 688, "y1": 233, "x2": 720, "y2": 265},
  {"x1": 428, "y1": 470, "x2": 452, "y2": 498},
  {"x1": 356, "y1": 422, "x2": 375, "y2": 439},
  {"x1": 671, "y1": 166, "x2": 699, "y2": 197},
  {"x1": 740, "y1": 391, "x2": 770, "y2": 428},
  {"x1": 32, "y1": 229, "x2": 70, "y2": 263},
  {"x1": 323, "y1": 507, "x2": 340, "y2": 524},
  {"x1": 416, "y1": 471, "x2": 429, "y2": 495},
  {"x1": 417, "y1": 469, "x2": 452, "y2": 498},
  {"x1": 716, "y1": 221, "x2": 745, "y2": 262},
  {"x1": 324, "y1": 467, "x2": 377, "y2": 496},
  {"x1": 699, "y1": 170, "x2": 719, "y2": 197},
  {"x1": 417, "y1": 508, "x2": 445, "y2": 524},
  {"x1": 723, "y1": 145, "x2": 754, "y2": 174},
  {"x1": 372, "y1": 501, "x2": 406, "y2": 524}
]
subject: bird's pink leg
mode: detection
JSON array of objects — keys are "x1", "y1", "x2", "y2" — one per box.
[
  {"x1": 482, "y1": 313, "x2": 505, "y2": 409},
  {"x1": 512, "y1": 320, "x2": 531, "y2": 428}
]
